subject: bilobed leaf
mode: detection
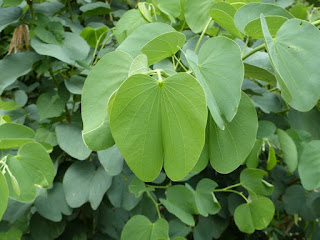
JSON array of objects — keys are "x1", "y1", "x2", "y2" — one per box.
[
  {"x1": 299, "y1": 140, "x2": 320, "y2": 190},
  {"x1": 0, "y1": 172, "x2": 9, "y2": 220},
  {"x1": 81, "y1": 51, "x2": 133, "y2": 151},
  {"x1": 80, "y1": 26, "x2": 108, "y2": 48},
  {"x1": 160, "y1": 185, "x2": 198, "y2": 226},
  {"x1": 55, "y1": 124, "x2": 92, "y2": 161},
  {"x1": 234, "y1": 3, "x2": 293, "y2": 33},
  {"x1": 261, "y1": 16, "x2": 320, "y2": 111},
  {"x1": 4, "y1": 142, "x2": 54, "y2": 202},
  {"x1": 277, "y1": 129, "x2": 298, "y2": 173},
  {"x1": 109, "y1": 73, "x2": 207, "y2": 181},
  {"x1": 184, "y1": 0, "x2": 213, "y2": 33},
  {"x1": 35, "y1": 183, "x2": 72, "y2": 222},
  {"x1": 0, "y1": 6, "x2": 22, "y2": 32},
  {"x1": 121, "y1": 215, "x2": 169, "y2": 240},
  {"x1": 186, "y1": 178, "x2": 220, "y2": 217},
  {"x1": 209, "y1": 2, "x2": 243, "y2": 39},
  {"x1": 209, "y1": 92, "x2": 258, "y2": 174},
  {"x1": 240, "y1": 168, "x2": 274, "y2": 196},
  {"x1": 31, "y1": 32, "x2": 90, "y2": 66},
  {"x1": 0, "y1": 52, "x2": 41, "y2": 95},
  {"x1": 63, "y1": 161, "x2": 112, "y2": 210},
  {"x1": 36, "y1": 93, "x2": 65, "y2": 121},
  {"x1": 188, "y1": 37, "x2": 244, "y2": 127},
  {"x1": 117, "y1": 22, "x2": 185, "y2": 65},
  {"x1": 0, "y1": 123, "x2": 35, "y2": 149},
  {"x1": 234, "y1": 197, "x2": 275, "y2": 233}
]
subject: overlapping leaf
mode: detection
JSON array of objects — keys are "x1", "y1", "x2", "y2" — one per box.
[
  {"x1": 109, "y1": 73, "x2": 207, "y2": 181},
  {"x1": 0, "y1": 123, "x2": 35, "y2": 149}
]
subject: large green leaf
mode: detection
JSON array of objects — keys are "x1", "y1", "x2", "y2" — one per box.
[
  {"x1": 209, "y1": 2, "x2": 243, "y2": 39},
  {"x1": 184, "y1": 0, "x2": 213, "y2": 33},
  {"x1": 5, "y1": 142, "x2": 54, "y2": 202},
  {"x1": 31, "y1": 32, "x2": 90, "y2": 66},
  {"x1": 121, "y1": 215, "x2": 169, "y2": 240},
  {"x1": 55, "y1": 124, "x2": 91, "y2": 161},
  {"x1": 35, "y1": 183, "x2": 72, "y2": 222},
  {"x1": 209, "y1": 92, "x2": 258, "y2": 174},
  {"x1": 117, "y1": 23, "x2": 185, "y2": 65},
  {"x1": 299, "y1": 140, "x2": 320, "y2": 190},
  {"x1": 36, "y1": 93, "x2": 65, "y2": 121},
  {"x1": 0, "y1": 52, "x2": 41, "y2": 95},
  {"x1": 186, "y1": 178, "x2": 221, "y2": 217},
  {"x1": 187, "y1": 37, "x2": 244, "y2": 128},
  {"x1": 109, "y1": 73, "x2": 207, "y2": 181},
  {"x1": 234, "y1": 197, "x2": 275, "y2": 233},
  {"x1": 240, "y1": 168, "x2": 274, "y2": 196},
  {"x1": 79, "y1": 2, "x2": 112, "y2": 16},
  {"x1": 0, "y1": 123, "x2": 35, "y2": 149},
  {"x1": 160, "y1": 185, "x2": 198, "y2": 226},
  {"x1": 0, "y1": 6, "x2": 22, "y2": 32},
  {"x1": 0, "y1": 172, "x2": 8, "y2": 220},
  {"x1": 234, "y1": 3, "x2": 293, "y2": 33},
  {"x1": 81, "y1": 51, "x2": 133, "y2": 151},
  {"x1": 63, "y1": 161, "x2": 112, "y2": 210},
  {"x1": 277, "y1": 129, "x2": 298, "y2": 173},
  {"x1": 261, "y1": 16, "x2": 320, "y2": 111}
]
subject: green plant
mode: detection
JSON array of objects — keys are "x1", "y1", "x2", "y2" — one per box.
[{"x1": 1, "y1": 0, "x2": 320, "y2": 239}]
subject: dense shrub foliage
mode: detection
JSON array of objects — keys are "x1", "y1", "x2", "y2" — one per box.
[{"x1": 1, "y1": 0, "x2": 320, "y2": 239}]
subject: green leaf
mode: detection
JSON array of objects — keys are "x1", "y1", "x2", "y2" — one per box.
[
  {"x1": 121, "y1": 215, "x2": 169, "y2": 240},
  {"x1": 109, "y1": 73, "x2": 207, "y2": 181},
  {"x1": 186, "y1": 179, "x2": 220, "y2": 217},
  {"x1": 79, "y1": 2, "x2": 112, "y2": 16},
  {"x1": 0, "y1": 6, "x2": 22, "y2": 32},
  {"x1": 234, "y1": 197, "x2": 275, "y2": 233},
  {"x1": 160, "y1": 185, "x2": 198, "y2": 226},
  {"x1": 267, "y1": 146, "x2": 277, "y2": 170},
  {"x1": 98, "y1": 144, "x2": 124, "y2": 176},
  {"x1": 34, "y1": 23, "x2": 64, "y2": 45},
  {"x1": 5, "y1": 142, "x2": 54, "y2": 202},
  {"x1": 245, "y1": 139, "x2": 263, "y2": 168},
  {"x1": 55, "y1": 124, "x2": 92, "y2": 161},
  {"x1": 63, "y1": 161, "x2": 112, "y2": 210},
  {"x1": 244, "y1": 16, "x2": 288, "y2": 39},
  {"x1": 277, "y1": 129, "x2": 298, "y2": 173},
  {"x1": 257, "y1": 120, "x2": 276, "y2": 139},
  {"x1": 0, "y1": 52, "x2": 41, "y2": 95},
  {"x1": 193, "y1": 215, "x2": 229, "y2": 240},
  {"x1": 31, "y1": 32, "x2": 90, "y2": 66},
  {"x1": 36, "y1": 93, "x2": 65, "y2": 121},
  {"x1": 138, "y1": 2, "x2": 153, "y2": 22},
  {"x1": 289, "y1": 4, "x2": 308, "y2": 20},
  {"x1": 209, "y1": 2, "x2": 243, "y2": 39},
  {"x1": 114, "y1": 9, "x2": 148, "y2": 44},
  {"x1": 234, "y1": 3, "x2": 293, "y2": 33},
  {"x1": 282, "y1": 185, "x2": 305, "y2": 214},
  {"x1": 240, "y1": 168, "x2": 274, "y2": 196},
  {"x1": 209, "y1": 92, "x2": 258, "y2": 174},
  {"x1": 187, "y1": 37, "x2": 244, "y2": 127},
  {"x1": 64, "y1": 75, "x2": 85, "y2": 95},
  {"x1": 184, "y1": 0, "x2": 213, "y2": 33},
  {"x1": 80, "y1": 26, "x2": 108, "y2": 48},
  {"x1": 36, "y1": 126, "x2": 58, "y2": 147},
  {"x1": 2, "y1": 0, "x2": 23, "y2": 7},
  {"x1": 81, "y1": 51, "x2": 133, "y2": 151},
  {"x1": 107, "y1": 174, "x2": 142, "y2": 211},
  {"x1": 117, "y1": 23, "x2": 185, "y2": 65},
  {"x1": 129, "y1": 54, "x2": 149, "y2": 76},
  {"x1": 191, "y1": 125, "x2": 209, "y2": 174},
  {"x1": 14, "y1": 90, "x2": 28, "y2": 107},
  {"x1": 129, "y1": 177, "x2": 147, "y2": 198},
  {"x1": 35, "y1": 183, "x2": 72, "y2": 222},
  {"x1": 299, "y1": 140, "x2": 320, "y2": 190},
  {"x1": 0, "y1": 171, "x2": 9, "y2": 220},
  {"x1": 0, "y1": 123, "x2": 35, "y2": 149},
  {"x1": 261, "y1": 16, "x2": 320, "y2": 111},
  {"x1": 155, "y1": 0, "x2": 181, "y2": 19}
]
